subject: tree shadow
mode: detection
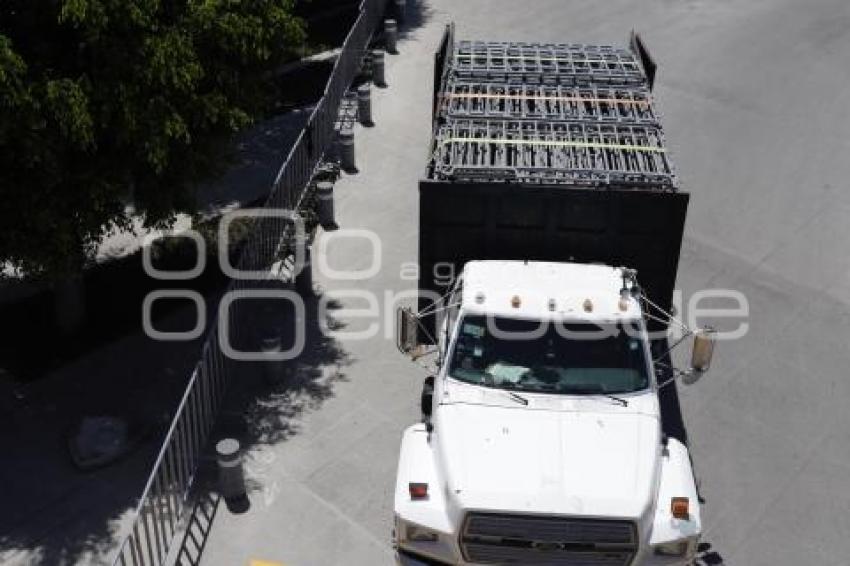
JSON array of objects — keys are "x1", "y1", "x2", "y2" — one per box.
[
  {"x1": 167, "y1": 284, "x2": 352, "y2": 560},
  {"x1": 0, "y1": 297, "x2": 219, "y2": 565},
  {"x1": 372, "y1": 0, "x2": 434, "y2": 53},
  {"x1": 214, "y1": 287, "x2": 351, "y2": 447},
  {"x1": 395, "y1": 0, "x2": 434, "y2": 39},
  {"x1": 0, "y1": 4, "x2": 414, "y2": 565},
  {"x1": 178, "y1": 283, "x2": 350, "y2": 489}
]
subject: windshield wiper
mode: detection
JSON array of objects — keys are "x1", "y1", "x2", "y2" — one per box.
[
  {"x1": 598, "y1": 393, "x2": 629, "y2": 407},
  {"x1": 483, "y1": 385, "x2": 530, "y2": 405},
  {"x1": 560, "y1": 385, "x2": 629, "y2": 407},
  {"x1": 507, "y1": 391, "x2": 529, "y2": 405},
  {"x1": 496, "y1": 390, "x2": 529, "y2": 405}
]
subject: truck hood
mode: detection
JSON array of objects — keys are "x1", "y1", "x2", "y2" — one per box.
[{"x1": 437, "y1": 401, "x2": 659, "y2": 520}]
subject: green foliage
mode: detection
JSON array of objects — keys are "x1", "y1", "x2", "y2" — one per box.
[{"x1": 0, "y1": 0, "x2": 305, "y2": 276}]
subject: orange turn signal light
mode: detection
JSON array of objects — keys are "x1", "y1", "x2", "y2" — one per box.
[
  {"x1": 409, "y1": 482, "x2": 429, "y2": 500},
  {"x1": 671, "y1": 497, "x2": 689, "y2": 519}
]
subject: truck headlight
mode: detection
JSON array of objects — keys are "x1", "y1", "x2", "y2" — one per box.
[
  {"x1": 405, "y1": 524, "x2": 440, "y2": 543},
  {"x1": 653, "y1": 539, "x2": 690, "y2": 557}
]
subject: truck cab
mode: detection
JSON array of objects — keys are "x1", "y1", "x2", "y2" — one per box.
[{"x1": 394, "y1": 260, "x2": 702, "y2": 565}]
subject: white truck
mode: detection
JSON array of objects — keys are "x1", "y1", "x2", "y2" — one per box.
[{"x1": 392, "y1": 26, "x2": 713, "y2": 565}]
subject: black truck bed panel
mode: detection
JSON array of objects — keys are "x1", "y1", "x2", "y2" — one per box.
[{"x1": 418, "y1": 180, "x2": 689, "y2": 313}]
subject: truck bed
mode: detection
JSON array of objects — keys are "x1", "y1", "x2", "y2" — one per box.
[
  {"x1": 421, "y1": 24, "x2": 687, "y2": 316},
  {"x1": 420, "y1": 25, "x2": 691, "y2": 445}
]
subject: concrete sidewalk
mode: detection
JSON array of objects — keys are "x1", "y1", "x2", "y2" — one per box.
[{"x1": 198, "y1": 1, "x2": 850, "y2": 565}]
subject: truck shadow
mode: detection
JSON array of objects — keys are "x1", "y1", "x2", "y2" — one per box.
[{"x1": 653, "y1": 346, "x2": 728, "y2": 566}]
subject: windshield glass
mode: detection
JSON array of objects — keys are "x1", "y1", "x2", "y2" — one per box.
[{"x1": 448, "y1": 315, "x2": 649, "y2": 395}]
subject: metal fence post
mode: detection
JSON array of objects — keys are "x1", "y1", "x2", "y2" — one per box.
[
  {"x1": 372, "y1": 50, "x2": 386, "y2": 87},
  {"x1": 339, "y1": 128, "x2": 357, "y2": 173},
  {"x1": 295, "y1": 245, "x2": 314, "y2": 297},
  {"x1": 385, "y1": 19, "x2": 398, "y2": 54},
  {"x1": 357, "y1": 84, "x2": 373, "y2": 126},
  {"x1": 316, "y1": 181, "x2": 337, "y2": 230},
  {"x1": 216, "y1": 439, "x2": 246, "y2": 502}
]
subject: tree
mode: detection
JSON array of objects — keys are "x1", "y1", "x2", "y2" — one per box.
[{"x1": 0, "y1": 0, "x2": 305, "y2": 277}]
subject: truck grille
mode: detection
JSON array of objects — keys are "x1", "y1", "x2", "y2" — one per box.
[{"x1": 461, "y1": 513, "x2": 637, "y2": 565}]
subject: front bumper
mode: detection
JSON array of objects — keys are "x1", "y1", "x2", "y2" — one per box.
[
  {"x1": 394, "y1": 425, "x2": 701, "y2": 566},
  {"x1": 397, "y1": 548, "x2": 696, "y2": 566},
  {"x1": 396, "y1": 548, "x2": 454, "y2": 566}
]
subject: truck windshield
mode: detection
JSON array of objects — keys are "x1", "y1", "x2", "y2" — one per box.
[{"x1": 448, "y1": 315, "x2": 649, "y2": 395}]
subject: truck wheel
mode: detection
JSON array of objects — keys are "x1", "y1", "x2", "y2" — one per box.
[{"x1": 420, "y1": 375, "x2": 435, "y2": 419}]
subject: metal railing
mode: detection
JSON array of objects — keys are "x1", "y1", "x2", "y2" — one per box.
[{"x1": 112, "y1": 1, "x2": 388, "y2": 564}]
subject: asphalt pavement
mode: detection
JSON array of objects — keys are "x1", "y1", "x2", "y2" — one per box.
[{"x1": 199, "y1": 1, "x2": 850, "y2": 565}]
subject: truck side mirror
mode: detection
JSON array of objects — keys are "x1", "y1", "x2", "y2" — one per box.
[
  {"x1": 396, "y1": 307, "x2": 420, "y2": 357},
  {"x1": 690, "y1": 327, "x2": 717, "y2": 374}
]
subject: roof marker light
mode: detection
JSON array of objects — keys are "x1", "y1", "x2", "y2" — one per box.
[
  {"x1": 671, "y1": 497, "x2": 690, "y2": 519},
  {"x1": 409, "y1": 482, "x2": 429, "y2": 500},
  {"x1": 548, "y1": 298, "x2": 556, "y2": 311},
  {"x1": 511, "y1": 295, "x2": 522, "y2": 308},
  {"x1": 475, "y1": 292, "x2": 485, "y2": 304},
  {"x1": 583, "y1": 299, "x2": 593, "y2": 313}
]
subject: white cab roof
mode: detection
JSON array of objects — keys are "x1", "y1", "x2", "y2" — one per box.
[{"x1": 460, "y1": 260, "x2": 640, "y2": 321}]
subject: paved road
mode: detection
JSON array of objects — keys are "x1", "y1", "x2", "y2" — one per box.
[{"x1": 201, "y1": 1, "x2": 850, "y2": 565}]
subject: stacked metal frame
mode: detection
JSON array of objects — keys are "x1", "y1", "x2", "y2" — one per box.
[
  {"x1": 433, "y1": 119, "x2": 673, "y2": 187},
  {"x1": 429, "y1": 33, "x2": 677, "y2": 190},
  {"x1": 439, "y1": 83, "x2": 658, "y2": 124},
  {"x1": 451, "y1": 40, "x2": 647, "y2": 86}
]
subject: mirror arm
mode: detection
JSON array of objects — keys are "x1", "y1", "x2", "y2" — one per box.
[
  {"x1": 652, "y1": 330, "x2": 694, "y2": 364},
  {"x1": 400, "y1": 305, "x2": 457, "y2": 355},
  {"x1": 657, "y1": 367, "x2": 702, "y2": 390}
]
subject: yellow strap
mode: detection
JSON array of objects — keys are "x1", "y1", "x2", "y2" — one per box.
[
  {"x1": 443, "y1": 93, "x2": 650, "y2": 107},
  {"x1": 440, "y1": 137, "x2": 666, "y2": 153}
]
